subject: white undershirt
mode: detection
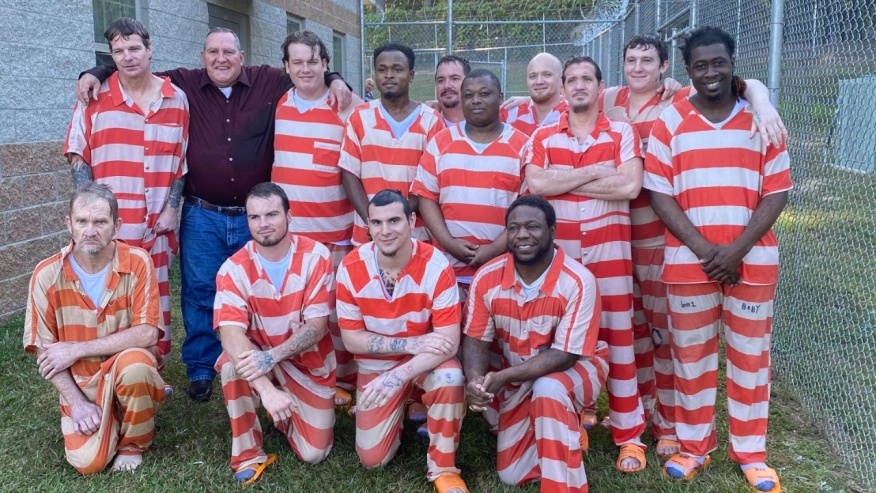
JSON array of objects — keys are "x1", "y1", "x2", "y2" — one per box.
[
  {"x1": 516, "y1": 249, "x2": 556, "y2": 300},
  {"x1": 294, "y1": 90, "x2": 329, "y2": 111},
  {"x1": 219, "y1": 86, "x2": 233, "y2": 99},
  {"x1": 68, "y1": 255, "x2": 110, "y2": 307},
  {"x1": 258, "y1": 246, "x2": 292, "y2": 292},
  {"x1": 379, "y1": 103, "x2": 422, "y2": 139}
]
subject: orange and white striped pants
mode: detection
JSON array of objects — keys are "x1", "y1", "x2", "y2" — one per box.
[
  {"x1": 631, "y1": 246, "x2": 675, "y2": 440},
  {"x1": 589, "y1": 267, "x2": 646, "y2": 448},
  {"x1": 61, "y1": 348, "x2": 166, "y2": 475},
  {"x1": 217, "y1": 354, "x2": 335, "y2": 471},
  {"x1": 667, "y1": 282, "x2": 776, "y2": 464},
  {"x1": 495, "y1": 344, "x2": 609, "y2": 493},
  {"x1": 355, "y1": 358, "x2": 465, "y2": 480},
  {"x1": 327, "y1": 242, "x2": 356, "y2": 391}
]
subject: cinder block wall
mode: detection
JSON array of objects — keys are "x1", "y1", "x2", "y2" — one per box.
[{"x1": 0, "y1": 0, "x2": 361, "y2": 321}]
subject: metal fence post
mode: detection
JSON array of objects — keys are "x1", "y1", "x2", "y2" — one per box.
[
  {"x1": 359, "y1": 0, "x2": 365, "y2": 94},
  {"x1": 656, "y1": 0, "x2": 661, "y2": 30},
  {"x1": 690, "y1": 0, "x2": 697, "y2": 29},
  {"x1": 767, "y1": 0, "x2": 784, "y2": 107},
  {"x1": 447, "y1": 0, "x2": 453, "y2": 54},
  {"x1": 634, "y1": 0, "x2": 640, "y2": 35}
]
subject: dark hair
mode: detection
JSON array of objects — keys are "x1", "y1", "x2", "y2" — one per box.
[
  {"x1": 246, "y1": 182, "x2": 290, "y2": 214},
  {"x1": 624, "y1": 34, "x2": 668, "y2": 64},
  {"x1": 281, "y1": 30, "x2": 330, "y2": 65},
  {"x1": 104, "y1": 17, "x2": 151, "y2": 50},
  {"x1": 505, "y1": 195, "x2": 556, "y2": 229},
  {"x1": 436, "y1": 55, "x2": 471, "y2": 75},
  {"x1": 463, "y1": 68, "x2": 502, "y2": 92},
  {"x1": 562, "y1": 56, "x2": 602, "y2": 83},
  {"x1": 369, "y1": 189, "x2": 412, "y2": 218},
  {"x1": 373, "y1": 43, "x2": 415, "y2": 71},
  {"x1": 681, "y1": 26, "x2": 736, "y2": 66},
  {"x1": 70, "y1": 182, "x2": 119, "y2": 221}
]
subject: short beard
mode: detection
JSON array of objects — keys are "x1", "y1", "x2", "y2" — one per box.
[
  {"x1": 256, "y1": 234, "x2": 284, "y2": 248},
  {"x1": 571, "y1": 103, "x2": 591, "y2": 114},
  {"x1": 441, "y1": 97, "x2": 459, "y2": 109},
  {"x1": 382, "y1": 90, "x2": 399, "y2": 100},
  {"x1": 531, "y1": 92, "x2": 554, "y2": 105},
  {"x1": 510, "y1": 242, "x2": 552, "y2": 266}
]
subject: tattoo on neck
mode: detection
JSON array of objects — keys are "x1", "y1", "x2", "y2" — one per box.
[{"x1": 380, "y1": 268, "x2": 398, "y2": 296}]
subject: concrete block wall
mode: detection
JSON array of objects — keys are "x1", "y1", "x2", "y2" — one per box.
[{"x1": 0, "y1": 0, "x2": 361, "y2": 321}]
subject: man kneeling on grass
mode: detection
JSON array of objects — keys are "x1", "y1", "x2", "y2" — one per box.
[
  {"x1": 24, "y1": 183, "x2": 167, "y2": 474},
  {"x1": 214, "y1": 182, "x2": 337, "y2": 485},
  {"x1": 462, "y1": 196, "x2": 609, "y2": 493},
  {"x1": 336, "y1": 190, "x2": 468, "y2": 493}
]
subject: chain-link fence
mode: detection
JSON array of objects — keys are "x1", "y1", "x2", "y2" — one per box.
[
  {"x1": 581, "y1": 0, "x2": 876, "y2": 487},
  {"x1": 363, "y1": 0, "x2": 876, "y2": 486}
]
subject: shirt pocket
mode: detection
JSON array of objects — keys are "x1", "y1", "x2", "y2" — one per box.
[
  {"x1": 150, "y1": 124, "x2": 185, "y2": 158},
  {"x1": 312, "y1": 141, "x2": 341, "y2": 174},
  {"x1": 490, "y1": 174, "x2": 521, "y2": 207}
]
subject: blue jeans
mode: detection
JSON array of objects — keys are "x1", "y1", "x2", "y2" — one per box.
[{"x1": 179, "y1": 202, "x2": 251, "y2": 381}]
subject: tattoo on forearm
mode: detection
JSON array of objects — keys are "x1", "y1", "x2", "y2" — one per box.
[
  {"x1": 254, "y1": 351, "x2": 275, "y2": 373},
  {"x1": 389, "y1": 338, "x2": 406, "y2": 353},
  {"x1": 71, "y1": 162, "x2": 93, "y2": 189},
  {"x1": 168, "y1": 177, "x2": 185, "y2": 208},
  {"x1": 367, "y1": 335, "x2": 382, "y2": 355}
]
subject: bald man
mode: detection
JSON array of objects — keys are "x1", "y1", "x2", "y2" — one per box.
[{"x1": 500, "y1": 53, "x2": 567, "y2": 136}]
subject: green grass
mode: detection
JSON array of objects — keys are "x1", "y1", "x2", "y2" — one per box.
[{"x1": 0, "y1": 267, "x2": 868, "y2": 492}]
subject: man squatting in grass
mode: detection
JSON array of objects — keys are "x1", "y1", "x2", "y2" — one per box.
[
  {"x1": 271, "y1": 29, "x2": 363, "y2": 410},
  {"x1": 463, "y1": 195, "x2": 609, "y2": 493},
  {"x1": 65, "y1": 17, "x2": 189, "y2": 371},
  {"x1": 644, "y1": 26, "x2": 791, "y2": 492},
  {"x1": 24, "y1": 183, "x2": 167, "y2": 474},
  {"x1": 596, "y1": 33, "x2": 787, "y2": 457},
  {"x1": 214, "y1": 183, "x2": 336, "y2": 485},
  {"x1": 336, "y1": 190, "x2": 469, "y2": 493}
]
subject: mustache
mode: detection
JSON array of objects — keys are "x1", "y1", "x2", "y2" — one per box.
[{"x1": 440, "y1": 89, "x2": 458, "y2": 96}]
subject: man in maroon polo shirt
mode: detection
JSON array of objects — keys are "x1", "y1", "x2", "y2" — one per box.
[{"x1": 77, "y1": 27, "x2": 352, "y2": 402}]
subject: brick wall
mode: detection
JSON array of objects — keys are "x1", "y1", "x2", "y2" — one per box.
[{"x1": 0, "y1": 0, "x2": 361, "y2": 321}]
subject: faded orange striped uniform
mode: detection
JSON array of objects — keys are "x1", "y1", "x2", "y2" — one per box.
[
  {"x1": 464, "y1": 248, "x2": 609, "y2": 493},
  {"x1": 411, "y1": 122, "x2": 528, "y2": 280},
  {"x1": 601, "y1": 85, "x2": 692, "y2": 440},
  {"x1": 64, "y1": 72, "x2": 189, "y2": 363},
  {"x1": 644, "y1": 98, "x2": 792, "y2": 464},
  {"x1": 525, "y1": 111, "x2": 647, "y2": 448},
  {"x1": 336, "y1": 240, "x2": 465, "y2": 481},
  {"x1": 214, "y1": 234, "x2": 336, "y2": 471},
  {"x1": 339, "y1": 100, "x2": 445, "y2": 244},
  {"x1": 500, "y1": 99, "x2": 568, "y2": 136},
  {"x1": 24, "y1": 240, "x2": 166, "y2": 475},
  {"x1": 272, "y1": 88, "x2": 356, "y2": 390}
]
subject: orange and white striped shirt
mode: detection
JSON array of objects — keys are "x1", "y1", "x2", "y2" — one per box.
[
  {"x1": 644, "y1": 98, "x2": 792, "y2": 285},
  {"x1": 602, "y1": 86, "x2": 692, "y2": 249},
  {"x1": 336, "y1": 239, "x2": 460, "y2": 372},
  {"x1": 501, "y1": 99, "x2": 568, "y2": 137},
  {"x1": 214, "y1": 234, "x2": 335, "y2": 387},
  {"x1": 464, "y1": 248, "x2": 602, "y2": 362},
  {"x1": 24, "y1": 240, "x2": 161, "y2": 386},
  {"x1": 525, "y1": 112, "x2": 642, "y2": 264},
  {"x1": 411, "y1": 122, "x2": 528, "y2": 279},
  {"x1": 339, "y1": 100, "x2": 445, "y2": 244},
  {"x1": 273, "y1": 89, "x2": 353, "y2": 244},
  {"x1": 64, "y1": 73, "x2": 189, "y2": 253}
]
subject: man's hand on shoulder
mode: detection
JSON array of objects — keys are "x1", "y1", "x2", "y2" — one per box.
[
  {"x1": 37, "y1": 342, "x2": 81, "y2": 380},
  {"x1": 71, "y1": 401, "x2": 103, "y2": 436},
  {"x1": 328, "y1": 79, "x2": 353, "y2": 111},
  {"x1": 76, "y1": 73, "x2": 102, "y2": 105}
]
